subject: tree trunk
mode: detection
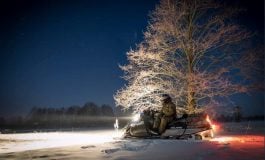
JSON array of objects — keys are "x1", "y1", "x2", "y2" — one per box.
[
  {"x1": 187, "y1": 49, "x2": 196, "y2": 113},
  {"x1": 187, "y1": 86, "x2": 196, "y2": 113}
]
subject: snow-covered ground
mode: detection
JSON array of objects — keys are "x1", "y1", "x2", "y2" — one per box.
[{"x1": 0, "y1": 121, "x2": 264, "y2": 160}]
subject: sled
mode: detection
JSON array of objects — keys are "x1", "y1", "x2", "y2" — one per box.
[{"x1": 123, "y1": 112, "x2": 214, "y2": 140}]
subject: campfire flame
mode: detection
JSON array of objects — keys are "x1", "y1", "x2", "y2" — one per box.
[{"x1": 206, "y1": 115, "x2": 218, "y2": 137}]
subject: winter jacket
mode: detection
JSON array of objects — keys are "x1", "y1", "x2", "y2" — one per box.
[{"x1": 161, "y1": 101, "x2": 176, "y2": 117}]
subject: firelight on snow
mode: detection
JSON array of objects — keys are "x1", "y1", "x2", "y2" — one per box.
[{"x1": 210, "y1": 136, "x2": 255, "y2": 144}]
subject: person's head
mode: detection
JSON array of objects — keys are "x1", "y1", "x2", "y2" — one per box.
[
  {"x1": 143, "y1": 109, "x2": 150, "y2": 115},
  {"x1": 161, "y1": 94, "x2": 172, "y2": 103}
]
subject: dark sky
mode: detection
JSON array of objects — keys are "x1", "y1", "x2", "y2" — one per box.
[{"x1": 0, "y1": 0, "x2": 263, "y2": 117}]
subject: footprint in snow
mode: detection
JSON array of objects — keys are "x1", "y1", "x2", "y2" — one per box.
[
  {"x1": 102, "y1": 148, "x2": 121, "y2": 154},
  {"x1": 81, "y1": 145, "x2": 96, "y2": 149}
]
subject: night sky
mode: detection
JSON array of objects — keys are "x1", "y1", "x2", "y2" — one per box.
[{"x1": 0, "y1": 0, "x2": 263, "y2": 117}]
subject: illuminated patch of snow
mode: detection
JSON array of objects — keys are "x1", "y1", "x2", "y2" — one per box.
[{"x1": 0, "y1": 130, "x2": 123, "y2": 153}]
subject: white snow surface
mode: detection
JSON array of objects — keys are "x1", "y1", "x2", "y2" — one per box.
[{"x1": 0, "y1": 121, "x2": 264, "y2": 160}]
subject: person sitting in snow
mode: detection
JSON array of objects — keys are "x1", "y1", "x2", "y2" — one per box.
[{"x1": 153, "y1": 94, "x2": 176, "y2": 134}]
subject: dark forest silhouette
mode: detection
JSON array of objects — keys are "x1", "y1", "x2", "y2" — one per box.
[
  {"x1": 0, "y1": 102, "x2": 132, "y2": 133},
  {"x1": 0, "y1": 102, "x2": 263, "y2": 133}
]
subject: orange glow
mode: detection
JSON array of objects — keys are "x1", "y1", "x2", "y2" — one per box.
[
  {"x1": 210, "y1": 136, "x2": 250, "y2": 144},
  {"x1": 206, "y1": 115, "x2": 211, "y2": 124},
  {"x1": 206, "y1": 115, "x2": 219, "y2": 131},
  {"x1": 205, "y1": 115, "x2": 220, "y2": 138},
  {"x1": 211, "y1": 137, "x2": 235, "y2": 143}
]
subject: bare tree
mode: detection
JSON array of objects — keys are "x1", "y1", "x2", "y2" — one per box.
[{"x1": 114, "y1": 0, "x2": 263, "y2": 113}]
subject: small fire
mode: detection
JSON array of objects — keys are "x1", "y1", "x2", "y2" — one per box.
[
  {"x1": 206, "y1": 115, "x2": 219, "y2": 137},
  {"x1": 205, "y1": 115, "x2": 211, "y2": 124}
]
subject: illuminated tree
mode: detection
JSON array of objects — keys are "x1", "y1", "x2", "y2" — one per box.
[{"x1": 114, "y1": 0, "x2": 263, "y2": 113}]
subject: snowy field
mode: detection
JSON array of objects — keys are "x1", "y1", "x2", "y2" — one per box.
[{"x1": 0, "y1": 121, "x2": 264, "y2": 160}]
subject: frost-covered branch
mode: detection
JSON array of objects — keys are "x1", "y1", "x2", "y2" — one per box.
[{"x1": 114, "y1": 0, "x2": 263, "y2": 113}]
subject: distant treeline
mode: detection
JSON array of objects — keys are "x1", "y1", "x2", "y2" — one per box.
[
  {"x1": 28, "y1": 102, "x2": 133, "y2": 118},
  {"x1": 0, "y1": 102, "x2": 132, "y2": 132},
  {"x1": 210, "y1": 106, "x2": 264, "y2": 122},
  {"x1": 213, "y1": 114, "x2": 264, "y2": 122}
]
